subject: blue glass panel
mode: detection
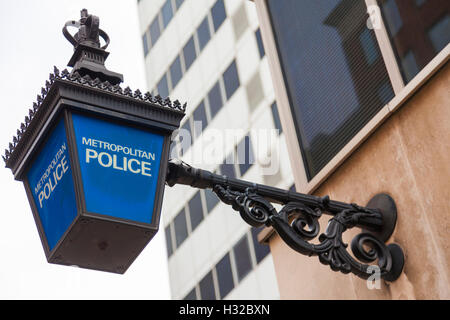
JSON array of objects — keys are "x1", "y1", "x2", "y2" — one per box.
[
  {"x1": 27, "y1": 118, "x2": 77, "y2": 251},
  {"x1": 72, "y1": 114, "x2": 164, "y2": 224}
]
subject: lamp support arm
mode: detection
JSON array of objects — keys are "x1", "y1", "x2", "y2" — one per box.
[{"x1": 166, "y1": 159, "x2": 405, "y2": 282}]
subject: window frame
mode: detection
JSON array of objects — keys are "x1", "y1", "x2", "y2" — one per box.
[{"x1": 254, "y1": 0, "x2": 450, "y2": 195}]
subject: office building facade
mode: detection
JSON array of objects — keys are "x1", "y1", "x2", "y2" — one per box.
[
  {"x1": 254, "y1": 0, "x2": 449, "y2": 299},
  {"x1": 137, "y1": 0, "x2": 291, "y2": 299}
]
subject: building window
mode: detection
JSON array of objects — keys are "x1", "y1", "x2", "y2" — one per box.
[
  {"x1": 175, "y1": 0, "x2": 185, "y2": 10},
  {"x1": 380, "y1": 0, "x2": 403, "y2": 36},
  {"x1": 233, "y1": 234, "x2": 253, "y2": 282},
  {"x1": 271, "y1": 102, "x2": 282, "y2": 134},
  {"x1": 174, "y1": 208, "x2": 188, "y2": 248},
  {"x1": 223, "y1": 60, "x2": 240, "y2": 100},
  {"x1": 161, "y1": 0, "x2": 174, "y2": 28},
  {"x1": 207, "y1": 81, "x2": 223, "y2": 118},
  {"x1": 165, "y1": 224, "x2": 173, "y2": 257},
  {"x1": 255, "y1": 28, "x2": 265, "y2": 58},
  {"x1": 197, "y1": 16, "x2": 212, "y2": 51},
  {"x1": 183, "y1": 36, "x2": 197, "y2": 71},
  {"x1": 237, "y1": 135, "x2": 254, "y2": 177},
  {"x1": 170, "y1": 55, "x2": 183, "y2": 90},
  {"x1": 183, "y1": 288, "x2": 197, "y2": 300},
  {"x1": 359, "y1": 28, "x2": 379, "y2": 66},
  {"x1": 267, "y1": 0, "x2": 394, "y2": 179},
  {"x1": 251, "y1": 227, "x2": 270, "y2": 264},
  {"x1": 220, "y1": 153, "x2": 236, "y2": 179},
  {"x1": 188, "y1": 191, "x2": 204, "y2": 232},
  {"x1": 428, "y1": 15, "x2": 450, "y2": 53},
  {"x1": 199, "y1": 271, "x2": 216, "y2": 300},
  {"x1": 192, "y1": 101, "x2": 208, "y2": 138},
  {"x1": 204, "y1": 188, "x2": 219, "y2": 213},
  {"x1": 157, "y1": 73, "x2": 169, "y2": 98},
  {"x1": 401, "y1": 50, "x2": 420, "y2": 82},
  {"x1": 179, "y1": 118, "x2": 192, "y2": 154},
  {"x1": 215, "y1": 253, "x2": 234, "y2": 299},
  {"x1": 142, "y1": 33, "x2": 149, "y2": 57},
  {"x1": 149, "y1": 14, "x2": 161, "y2": 46},
  {"x1": 211, "y1": 0, "x2": 227, "y2": 32},
  {"x1": 379, "y1": 0, "x2": 450, "y2": 83}
]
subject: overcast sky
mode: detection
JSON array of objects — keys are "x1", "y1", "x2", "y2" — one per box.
[{"x1": 0, "y1": 0, "x2": 172, "y2": 299}]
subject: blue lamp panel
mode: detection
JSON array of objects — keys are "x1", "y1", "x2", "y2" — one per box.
[
  {"x1": 27, "y1": 119, "x2": 78, "y2": 251},
  {"x1": 72, "y1": 114, "x2": 164, "y2": 224}
]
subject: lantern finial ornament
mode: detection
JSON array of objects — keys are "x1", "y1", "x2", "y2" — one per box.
[{"x1": 62, "y1": 9, "x2": 123, "y2": 85}]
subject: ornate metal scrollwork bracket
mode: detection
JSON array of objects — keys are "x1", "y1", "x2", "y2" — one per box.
[{"x1": 166, "y1": 160, "x2": 405, "y2": 282}]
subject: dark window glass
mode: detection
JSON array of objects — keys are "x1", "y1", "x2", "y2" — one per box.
[
  {"x1": 183, "y1": 36, "x2": 197, "y2": 71},
  {"x1": 223, "y1": 60, "x2": 240, "y2": 100},
  {"x1": 428, "y1": 15, "x2": 449, "y2": 53},
  {"x1": 175, "y1": 0, "x2": 185, "y2": 10},
  {"x1": 237, "y1": 135, "x2": 254, "y2": 177},
  {"x1": 161, "y1": 0, "x2": 174, "y2": 28},
  {"x1": 255, "y1": 28, "x2": 265, "y2": 58},
  {"x1": 197, "y1": 16, "x2": 211, "y2": 51},
  {"x1": 415, "y1": 0, "x2": 427, "y2": 7},
  {"x1": 233, "y1": 234, "x2": 252, "y2": 282},
  {"x1": 157, "y1": 73, "x2": 169, "y2": 98},
  {"x1": 142, "y1": 33, "x2": 149, "y2": 56},
  {"x1": 220, "y1": 153, "x2": 236, "y2": 179},
  {"x1": 149, "y1": 15, "x2": 161, "y2": 46},
  {"x1": 170, "y1": 55, "x2": 183, "y2": 89},
  {"x1": 271, "y1": 102, "x2": 282, "y2": 134},
  {"x1": 165, "y1": 224, "x2": 173, "y2": 257},
  {"x1": 192, "y1": 101, "x2": 208, "y2": 138},
  {"x1": 251, "y1": 227, "x2": 270, "y2": 264},
  {"x1": 183, "y1": 288, "x2": 197, "y2": 300},
  {"x1": 216, "y1": 253, "x2": 234, "y2": 299},
  {"x1": 379, "y1": 0, "x2": 449, "y2": 83},
  {"x1": 289, "y1": 184, "x2": 296, "y2": 192},
  {"x1": 268, "y1": 0, "x2": 394, "y2": 179},
  {"x1": 199, "y1": 271, "x2": 216, "y2": 300},
  {"x1": 204, "y1": 188, "x2": 219, "y2": 213},
  {"x1": 359, "y1": 28, "x2": 378, "y2": 66},
  {"x1": 179, "y1": 119, "x2": 192, "y2": 155},
  {"x1": 211, "y1": 0, "x2": 227, "y2": 31},
  {"x1": 208, "y1": 81, "x2": 223, "y2": 118},
  {"x1": 188, "y1": 191, "x2": 203, "y2": 231},
  {"x1": 174, "y1": 208, "x2": 188, "y2": 247}
]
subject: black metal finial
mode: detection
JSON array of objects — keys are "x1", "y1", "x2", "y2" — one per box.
[
  {"x1": 63, "y1": 9, "x2": 110, "y2": 50},
  {"x1": 62, "y1": 9, "x2": 122, "y2": 85}
]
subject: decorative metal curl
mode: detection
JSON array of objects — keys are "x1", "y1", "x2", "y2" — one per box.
[
  {"x1": 210, "y1": 185, "x2": 399, "y2": 280},
  {"x1": 213, "y1": 185, "x2": 274, "y2": 227}
]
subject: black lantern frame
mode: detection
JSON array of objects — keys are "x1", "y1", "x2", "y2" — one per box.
[{"x1": 5, "y1": 67, "x2": 184, "y2": 273}]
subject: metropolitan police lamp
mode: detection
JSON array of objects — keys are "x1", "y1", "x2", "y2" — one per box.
[{"x1": 4, "y1": 9, "x2": 405, "y2": 281}]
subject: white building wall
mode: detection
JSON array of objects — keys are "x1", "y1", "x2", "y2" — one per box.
[{"x1": 138, "y1": 0, "x2": 292, "y2": 300}]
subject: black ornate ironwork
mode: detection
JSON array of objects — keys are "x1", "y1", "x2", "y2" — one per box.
[
  {"x1": 166, "y1": 160, "x2": 405, "y2": 281},
  {"x1": 2, "y1": 66, "x2": 186, "y2": 167}
]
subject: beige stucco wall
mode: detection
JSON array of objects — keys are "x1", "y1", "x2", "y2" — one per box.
[{"x1": 268, "y1": 62, "x2": 450, "y2": 299}]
